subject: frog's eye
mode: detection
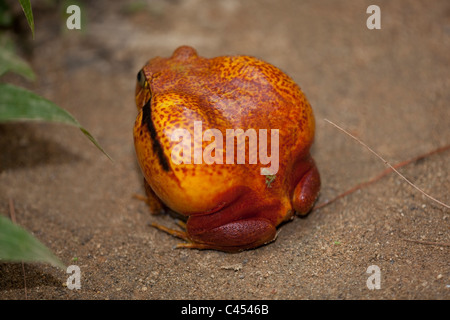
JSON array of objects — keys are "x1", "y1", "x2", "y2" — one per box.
[{"x1": 137, "y1": 69, "x2": 147, "y2": 88}]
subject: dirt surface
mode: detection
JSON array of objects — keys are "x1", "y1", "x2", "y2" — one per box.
[{"x1": 0, "y1": 0, "x2": 449, "y2": 300}]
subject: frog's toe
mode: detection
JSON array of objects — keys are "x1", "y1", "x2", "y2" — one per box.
[{"x1": 151, "y1": 222, "x2": 189, "y2": 241}]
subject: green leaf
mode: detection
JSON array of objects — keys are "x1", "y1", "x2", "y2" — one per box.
[
  {"x1": 0, "y1": 83, "x2": 112, "y2": 160},
  {"x1": 0, "y1": 45, "x2": 36, "y2": 80},
  {"x1": 18, "y1": 0, "x2": 35, "y2": 39},
  {"x1": 0, "y1": 215, "x2": 65, "y2": 269}
]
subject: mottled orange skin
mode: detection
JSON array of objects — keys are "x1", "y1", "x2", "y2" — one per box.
[{"x1": 134, "y1": 46, "x2": 320, "y2": 251}]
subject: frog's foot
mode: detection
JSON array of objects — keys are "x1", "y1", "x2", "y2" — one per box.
[
  {"x1": 292, "y1": 163, "x2": 321, "y2": 216},
  {"x1": 150, "y1": 220, "x2": 214, "y2": 250},
  {"x1": 151, "y1": 221, "x2": 189, "y2": 241}
]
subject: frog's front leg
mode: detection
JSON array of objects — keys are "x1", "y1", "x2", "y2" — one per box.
[{"x1": 134, "y1": 178, "x2": 166, "y2": 215}]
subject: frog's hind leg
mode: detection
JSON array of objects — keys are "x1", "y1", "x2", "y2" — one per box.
[
  {"x1": 153, "y1": 217, "x2": 277, "y2": 252},
  {"x1": 292, "y1": 163, "x2": 321, "y2": 216},
  {"x1": 181, "y1": 213, "x2": 278, "y2": 252}
]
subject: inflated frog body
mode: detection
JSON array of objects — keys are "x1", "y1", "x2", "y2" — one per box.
[{"x1": 134, "y1": 46, "x2": 320, "y2": 252}]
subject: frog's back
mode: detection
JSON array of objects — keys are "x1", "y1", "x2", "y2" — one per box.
[{"x1": 145, "y1": 47, "x2": 312, "y2": 135}]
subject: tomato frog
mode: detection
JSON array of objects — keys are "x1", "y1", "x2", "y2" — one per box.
[{"x1": 134, "y1": 46, "x2": 320, "y2": 252}]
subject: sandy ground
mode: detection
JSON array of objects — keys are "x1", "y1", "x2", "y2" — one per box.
[{"x1": 0, "y1": 0, "x2": 449, "y2": 300}]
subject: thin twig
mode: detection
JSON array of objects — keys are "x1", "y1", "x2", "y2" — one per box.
[
  {"x1": 314, "y1": 144, "x2": 450, "y2": 210},
  {"x1": 8, "y1": 198, "x2": 28, "y2": 300},
  {"x1": 320, "y1": 119, "x2": 450, "y2": 210},
  {"x1": 401, "y1": 238, "x2": 450, "y2": 247}
]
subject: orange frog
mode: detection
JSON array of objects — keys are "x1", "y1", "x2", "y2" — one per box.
[{"x1": 134, "y1": 46, "x2": 320, "y2": 252}]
